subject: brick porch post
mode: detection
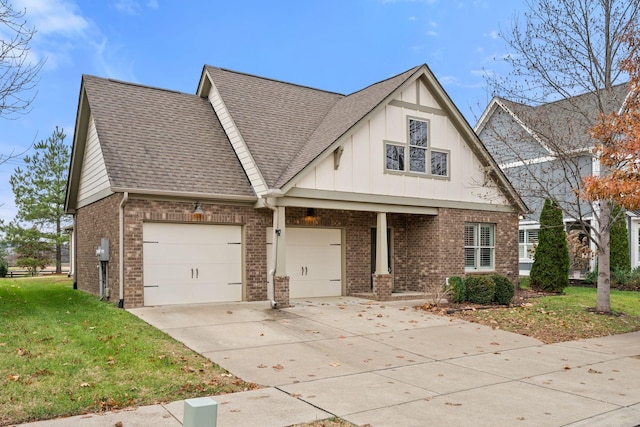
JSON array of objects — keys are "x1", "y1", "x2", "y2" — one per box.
[{"x1": 372, "y1": 273, "x2": 393, "y2": 300}]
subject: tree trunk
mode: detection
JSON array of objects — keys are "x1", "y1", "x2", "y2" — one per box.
[
  {"x1": 596, "y1": 201, "x2": 612, "y2": 313},
  {"x1": 56, "y1": 217, "x2": 62, "y2": 274}
]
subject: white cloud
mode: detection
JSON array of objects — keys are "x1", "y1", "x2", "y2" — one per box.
[
  {"x1": 486, "y1": 30, "x2": 500, "y2": 40},
  {"x1": 90, "y1": 38, "x2": 137, "y2": 81},
  {"x1": 439, "y1": 76, "x2": 459, "y2": 85},
  {"x1": 381, "y1": 0, "x2": 437, "y2": 4},
  {"x1": 14, "y1": 0, "x2": 89, "y2": 36},
  {"x1": 12, "y1": 1, "x2": 138, "y2": 80},
  {"x1": 113, "y1": 0, "x2": 159, "y2": 15},
  {"x1": 11, "y1": 0, "x2": 90, "y2": 70},
  {"x1": 114, "y1": 0, "x2": 142, "y2": 15}
]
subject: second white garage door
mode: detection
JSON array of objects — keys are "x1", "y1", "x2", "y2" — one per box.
[
  {"x1": 267, "y1": 227, "x2": 342, "y2": 298},
  {"x1": 143, "y1": 223, "x2": 242, "y2": 306}
]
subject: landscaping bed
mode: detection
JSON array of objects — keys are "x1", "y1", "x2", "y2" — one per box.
[{"x1": 419, "y1": 286, "x2": 640, "y2": 344}]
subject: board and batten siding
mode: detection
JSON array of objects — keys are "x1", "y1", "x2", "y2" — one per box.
[
  {"x1": 294, "y1": 80, "x2": 509, "y2": 206},
  {"x1": 77, "y1": 114, "x2": 112, "y2": 205}
]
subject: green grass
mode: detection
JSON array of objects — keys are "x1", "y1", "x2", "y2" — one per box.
[
  {"x1": 455, "y1": 286, "x2": 640, "y2": 343},
  {"x1": 0, "y1": 276, "x2": 257, "y2": 425}
]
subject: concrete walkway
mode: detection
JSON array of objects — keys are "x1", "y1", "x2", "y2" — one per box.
[{"x1": 18, "y1": 297, "x2": 640, "y2": 426}]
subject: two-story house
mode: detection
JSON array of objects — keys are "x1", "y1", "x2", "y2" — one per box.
[
  {"x1": 475, "y1": 85, "x2": 632, "y2": 275},
  {"x1": 64, "y1": 64, "x2": 526, "y2": 308}
]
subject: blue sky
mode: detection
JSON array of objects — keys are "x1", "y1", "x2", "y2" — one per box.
[{"x1": 0, "y1": 0, "x2": 527, "y2": 223}]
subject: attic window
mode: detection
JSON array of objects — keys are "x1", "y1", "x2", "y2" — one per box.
[{"x1": 384, "y1": 117, "x2": 449, "y2": 178}]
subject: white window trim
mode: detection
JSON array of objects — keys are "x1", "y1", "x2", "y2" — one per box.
[
  {"x1": 518, "y1": 227, "x2": 539, "y2": 263},
  {"x1": 383, "y1": 116, "x2": 450, "y2": 179},
  {"x1": 464, "y1": 223, "x2": 496, "y2": 271}
]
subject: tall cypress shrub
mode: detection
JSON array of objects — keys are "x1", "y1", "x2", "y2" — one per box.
[
  {"x1": 610, "y1": 204, "x2": 630, "y2": 272},
  {"x1": 530, "y1": 199, "x2": 569, "y2": 292}
]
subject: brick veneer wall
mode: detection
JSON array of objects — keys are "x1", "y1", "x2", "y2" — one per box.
[
  {"x1": 122, "y1": 199, "x2": 269, "y2": 308},
  {"x1": 75, "y1": 195, "x2": 519, "y2": 308},
  {"x1": 75, "y1": 193, "x2": 121, "y2": 301},
  {"x1": 436, "y1": 208, "x2": 520, "y2": 285}
]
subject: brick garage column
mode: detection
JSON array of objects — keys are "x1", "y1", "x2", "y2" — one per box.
[
  {"x1": 372, "y1": 274, "x2": 393, "y2": 300},
  {"x1": 274, "y1": 275, "x2": 290, "y2": 308}
]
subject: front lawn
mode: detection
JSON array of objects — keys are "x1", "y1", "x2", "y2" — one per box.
[
  {"x1": 0, "y1": 276, "x2": 257, "y2": 426},
  {"x1": 451, "y1": 286, "x2": 640, "y2": 343}
]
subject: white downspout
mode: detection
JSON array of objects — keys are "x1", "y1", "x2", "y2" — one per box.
[
  {"x1": 262, "y1": 189, "x2": 283, "y2": 309},
  {"x1": 118, "y1": 192, "x2": 129, "y2": 308}
]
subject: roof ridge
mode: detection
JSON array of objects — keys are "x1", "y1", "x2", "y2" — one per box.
[
  {"x1": 502, "y1": 81, "x2": 629, "y2": 109},
  {"x1": 345, "y1": 65, "x2": 423, "y2": 97},
  {"x1": 204, "y1": 65, "x2": 346, "y2": 96},
  {"x1": 83, "y1": 74, "x2": 190, "y2": 96}
]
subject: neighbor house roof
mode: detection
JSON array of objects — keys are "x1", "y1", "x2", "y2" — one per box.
[
  {"x1": 69, "y1": 76, "x2": 254, "y2": 205},
  {"x1": 476, "y1": 83, "x2": 630, "y2": 157}
]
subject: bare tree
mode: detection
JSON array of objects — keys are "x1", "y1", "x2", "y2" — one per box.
[
  {"x1": 0, "y1": 0, "x2": 43, "y2": 119},
  {"x1": 481, "y1": 0, "x2": 640, "y2": 313}
]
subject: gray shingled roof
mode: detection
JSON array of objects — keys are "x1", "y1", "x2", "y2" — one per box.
[
  {"x1": 496, "y1": 83, "x2": 629, "y2": 153},
  {"x1": 82, "y1": 75, "x2": 254, "y2": 197},
  {"x1": 205, "y1": 66, "x2": 343, "y2": 188},
  {"x1": 205, "y1": 65, "x2": 421, "y2": 189}
]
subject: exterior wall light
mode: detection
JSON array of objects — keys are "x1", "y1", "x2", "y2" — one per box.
[{"x1": 192, "y1": 202, "x2": 204, "y2": 220}]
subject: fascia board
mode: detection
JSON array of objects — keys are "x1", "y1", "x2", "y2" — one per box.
[
  {"x1": 65, "y1": 80, "x2": 91, "y2": 215},
  {"x1": 201, "y1": 70, "x2": 269, "y2": 196}
]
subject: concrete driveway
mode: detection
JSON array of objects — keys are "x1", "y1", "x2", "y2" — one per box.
[{"x1": 130, "y1": 297, "x2": 640, "y2": 427}]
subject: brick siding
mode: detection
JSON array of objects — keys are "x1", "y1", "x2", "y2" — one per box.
[{"x1": 74, "y1": 195, "x2": 519, "y2": 308}]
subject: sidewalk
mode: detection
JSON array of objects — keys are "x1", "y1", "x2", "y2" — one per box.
[{"x1": 15, "y1": 298, "x2": 640, "y2": 426}]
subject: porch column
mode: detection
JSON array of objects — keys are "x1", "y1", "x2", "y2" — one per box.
[
  {"x1": 373, "y1": 212, "x2": 392, "y2": 300},
  {"x1": 375, "y1": 212, "x2": 389, "y2": 274},
  {"x1": 271, "y1": 206, "x2": 289, "y2": 308}
]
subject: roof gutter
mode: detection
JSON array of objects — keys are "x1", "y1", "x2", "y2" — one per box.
[
  {"x1": 118, "y1": 192, "x2": 129, "y2": 308},
  {"x1": 110, "y1": 187, "x2": 257, "y2": 203}
]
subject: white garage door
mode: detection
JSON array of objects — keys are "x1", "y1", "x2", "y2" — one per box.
[
  {"x1": 143, "y1": 223, "x2": 242, "y2": 306},
  {"x1": 267, "y1": 227, "x2": 342, "y2": 298}
]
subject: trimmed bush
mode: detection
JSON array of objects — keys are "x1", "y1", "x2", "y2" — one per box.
[
  {"x1": 0, "y1": 262, "x2": 6, "y2": 278},
  {"x1": 610, "y1": 204, "x2": 630, "y2": 272},
  {"x1": 492, "y1": 274, "x2": 515, "y2": 305},
  {"x1": 448, "y1": 276, "x2": 466, "y2": 303},
  {"x1": 464, "y1": 275, "x2": 496, "y2": 305},
  {"x1": 530, "y1": 199, "x2": 569, "y2": 293}
]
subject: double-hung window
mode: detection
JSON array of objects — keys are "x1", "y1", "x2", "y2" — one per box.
[
  {"x1": 464, "y1": 223, "x2": 495, "y2": 270},
  {"x1": 518, "y1": 229, "x2": 538, "y2": 260},
  {"x1": 385, "y1": 118, "x2": 449, "y2": 177}
]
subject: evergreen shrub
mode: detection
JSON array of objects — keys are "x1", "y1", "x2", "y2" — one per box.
[
  {"x1": 448, "y1": 276, "x2": 466, "y2": 303},
  {"x1": 492, "y1": 274, "x2": 515, "y2": 305},
  {"x1": 464, "y1": 275, "x2": 495, "y2": 305}
]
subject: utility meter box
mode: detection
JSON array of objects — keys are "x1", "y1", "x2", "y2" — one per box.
[{"x1": 96, "y1": 238, "x2": 109, "y2": 262}]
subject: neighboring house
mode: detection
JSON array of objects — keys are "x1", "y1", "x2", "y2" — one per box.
[
  {"x1": 64, "y1": 64, "x2": 526, "y2": 309},
  {"x1": 475, "y1": 85, "x2": 634, "y2": 275}
]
